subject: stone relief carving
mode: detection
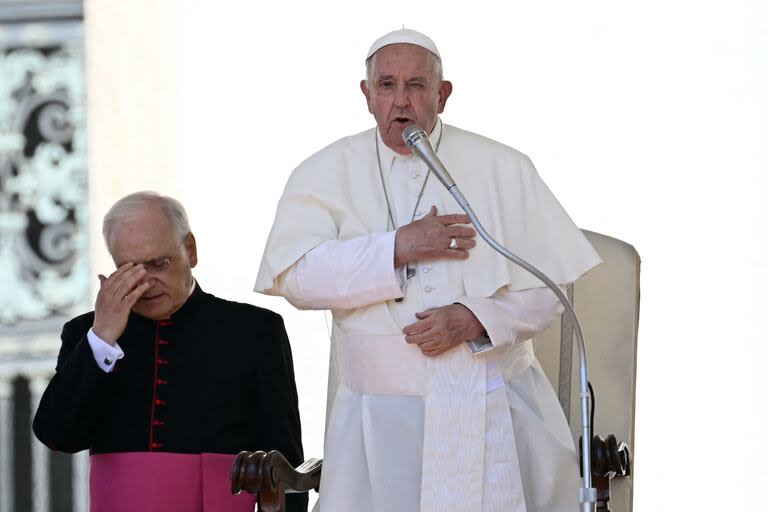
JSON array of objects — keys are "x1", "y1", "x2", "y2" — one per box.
[{"x1": 0, "y1": 23, "x2": 88, "y2": 326}]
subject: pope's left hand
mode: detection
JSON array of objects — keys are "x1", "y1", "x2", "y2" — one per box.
[{"x1": 403, "y1": 304, "x2": 485, "y2": 357}]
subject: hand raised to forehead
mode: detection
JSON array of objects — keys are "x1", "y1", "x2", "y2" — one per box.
[
  {"x1": 394, "y1": 205, "x2": 476, "y2": 268},
  {"x1": 92, "y1": 263, "x2": 151, "y2": 346}
]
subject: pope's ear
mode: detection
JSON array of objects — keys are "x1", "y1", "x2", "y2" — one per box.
[
  {"x1": 437, "y1": 80, "x2": 453, "y2": 114},
  {"x1": 360, "y1": 80, "x2": 374, "y2": 114}
]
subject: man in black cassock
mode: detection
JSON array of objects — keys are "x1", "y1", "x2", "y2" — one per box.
[{"x1": 33, "y1": 191, "x2": 307, "y2": 512}]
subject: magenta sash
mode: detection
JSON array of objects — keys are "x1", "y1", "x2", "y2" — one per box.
[{"x1": 90, "y1": 452, "x2": 256, "y2": 512}]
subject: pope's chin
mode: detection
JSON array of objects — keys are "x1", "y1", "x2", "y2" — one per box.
[{"x1": 382, "y1": 124, "x2": 412, "y2": 154}]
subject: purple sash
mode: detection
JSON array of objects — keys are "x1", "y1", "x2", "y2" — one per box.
[{"x1": 90, "y1": 452, "x2": 256, "y2": 512}]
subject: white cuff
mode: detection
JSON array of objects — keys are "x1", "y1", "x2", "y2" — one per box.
[
  {"x1": 87, "y1": 328, "x2": 125, "y2": 373},
  {"x1": 456, "y1": 296, "x2": 509, "y2": 352},
  {"x1": 456, "y1": 286, "x2": 563, "y2": 355}
]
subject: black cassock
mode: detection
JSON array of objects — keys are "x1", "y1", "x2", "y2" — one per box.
[{"x1": 34, "y1": 283, "x2": 307, "y2": 512}]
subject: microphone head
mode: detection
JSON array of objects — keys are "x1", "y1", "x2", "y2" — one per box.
[
  {"x1": 402, "y1": 124, "x2": 428, "y2": 150},
  {"x1": 401, "y1": 123, "x2": 455, "y2": 189}
]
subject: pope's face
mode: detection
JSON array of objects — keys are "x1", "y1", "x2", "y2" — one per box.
[
  {"x1": 361, "y1": 43, "x2": 452, "y2": 155},
  {"x1": 108, "y1": 206, "x2": 197, "y2": 320}
]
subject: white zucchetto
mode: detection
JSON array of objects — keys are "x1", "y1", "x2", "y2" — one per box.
[{"x1": 365, "y1": 28, "x2": 441, "y2": 61}]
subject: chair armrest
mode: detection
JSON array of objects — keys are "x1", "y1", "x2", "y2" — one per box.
[{"x1": 231, "y1": 450, "x2": 322, "y2": 512}]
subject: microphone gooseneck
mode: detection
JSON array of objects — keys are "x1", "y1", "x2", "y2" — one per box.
[{"x1": 402, "y1": 124, "x2": 598, "y2": 512}]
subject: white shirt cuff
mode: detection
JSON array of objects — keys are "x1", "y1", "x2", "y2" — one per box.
[{"x1": 87, "y1": 328, "x2": 125, "y2": 373}]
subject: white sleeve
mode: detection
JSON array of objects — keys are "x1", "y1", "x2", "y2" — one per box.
[
  {"x1": 87, "y1": 328, "x2": 125, "y2": 372},
  {"x1": 456, "y1": 286, "x2": 564, "y2": 354},
  {"x1": 273, "y1": 231, "x2": 406, "y2": 310}
]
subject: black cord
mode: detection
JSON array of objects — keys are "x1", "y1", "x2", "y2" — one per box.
[{"x1": 588, "y1": 380, "x2": 595, "y2": 441}]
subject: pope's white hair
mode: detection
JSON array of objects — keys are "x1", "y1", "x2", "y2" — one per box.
[
  {"x1": 102, "y1": 191, "x2": 190, "y2": 251},
  {"x1": 365, "y1": 47, "x2": 443, "y2": 84}
]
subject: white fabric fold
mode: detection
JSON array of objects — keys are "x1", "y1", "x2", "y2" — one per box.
[
  {"x1": 456, "y1": 285, "x2": 564, "y2": 351},
  {"x1": 277, "y1": 232, "x2": 404, "y2": 310}
]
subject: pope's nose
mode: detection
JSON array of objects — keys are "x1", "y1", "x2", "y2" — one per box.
[{"x1": 393, "y1": 86, "x2": 410, "y2": 108}]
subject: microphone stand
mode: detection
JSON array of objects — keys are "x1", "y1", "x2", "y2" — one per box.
[
  {"x1": 449, "y1": 186, "x2": 596, "y2": 512},
  {"x1": 403, "y1": 125, "x2": 597, "y2": 511}
]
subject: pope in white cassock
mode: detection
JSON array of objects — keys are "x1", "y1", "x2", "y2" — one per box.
[{"x1": 255, "y1": 29, "x2": 602, "y2": 512}]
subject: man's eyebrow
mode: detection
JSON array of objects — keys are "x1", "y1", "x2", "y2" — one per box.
[
  {"x1": 375, "y1": 75, "x2": 428, "y2": 84},
  {"x1": 114, "y1": 255, "x2": 165, "y2": 267}
]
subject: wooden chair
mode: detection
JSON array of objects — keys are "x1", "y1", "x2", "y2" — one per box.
[
  {"x1": 534, "y1": 230, "x2": 640, "y2": 512},
  {"x1": 233, "y1": 230, "x2": 640, "y2": 512}
]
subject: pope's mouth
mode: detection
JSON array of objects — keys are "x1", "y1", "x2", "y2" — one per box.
[
  {"x1": 392, "y1": 117, "x2": 413, "y2": 126},
  {"x1": 140, "y1": 293, "x2": 164, "y2": 302}
]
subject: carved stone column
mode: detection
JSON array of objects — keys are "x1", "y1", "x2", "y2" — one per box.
[
  {"x1": 1, "y1": 3, "x2": 88, "y2": 512},
  {"x1": 0, "y1": 376, "x2": 12, "y2": 512}
]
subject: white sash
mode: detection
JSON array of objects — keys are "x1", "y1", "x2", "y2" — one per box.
[{"x1": 335, "y1": 327, "x2": 537, "y2": 511}]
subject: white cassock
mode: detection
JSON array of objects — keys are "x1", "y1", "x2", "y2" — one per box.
[{"x1": 255, "y1": 121, "x2": 602, "y2": 512}]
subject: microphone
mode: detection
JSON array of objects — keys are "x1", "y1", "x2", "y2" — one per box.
[{"x1": 402, "y1": 125, "x2": 456, "y2": 189}]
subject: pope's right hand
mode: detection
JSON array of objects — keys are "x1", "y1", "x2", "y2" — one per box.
[
  {"x1": 394, "y1": 206, "x2": 477, "y2": 268},
  {"x1": 92, "y1": 263, "x2": 151, "y2": 346}
]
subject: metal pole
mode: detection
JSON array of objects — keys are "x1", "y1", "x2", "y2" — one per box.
[
  {"x1": 0, "y1": 377, "x2": 13, "y2": 512},
  {"x1": 73, "y1": 450, "x2": 89, "y2": 512},
  {"x1": 29, "y1": 376, "x2": 50, "y2": 512}
]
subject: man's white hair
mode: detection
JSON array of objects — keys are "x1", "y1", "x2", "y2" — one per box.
[
  {"x1": 102, "y1": 191, "x2": 190, "y2": 250},
  {"x1": 365, "y1": 48, "x2": 443, "y2": 84}
]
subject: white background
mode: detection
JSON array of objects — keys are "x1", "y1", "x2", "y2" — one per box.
[{"x1": 97, "y1": 1, "x2": 767, "y2": 509}]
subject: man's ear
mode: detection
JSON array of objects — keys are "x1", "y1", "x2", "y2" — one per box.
[
  {"x1": 360, "y1": 80, "x2": 374, "y2": 114},
  {"x1": 184, "y1": 232, "x2": 198, "y2": 268},
  {"x1": 437, "y1": 80, "x2": 453, "y2": 114}
]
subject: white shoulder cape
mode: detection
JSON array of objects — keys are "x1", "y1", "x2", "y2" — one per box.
[{"x1": 255, "y1": 123, "x2": 601, "y2": 296}]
